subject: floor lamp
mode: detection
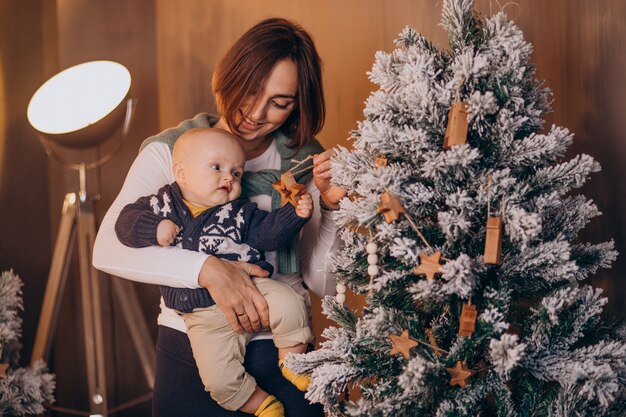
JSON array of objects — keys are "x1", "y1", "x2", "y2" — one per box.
[{"x1": 27, "y1": 61, "x2": 155, "y2": 417}]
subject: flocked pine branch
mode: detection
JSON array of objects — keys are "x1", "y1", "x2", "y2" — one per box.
[{"x1": 0, "y1": 270, "x2": 55, "y2": 415}]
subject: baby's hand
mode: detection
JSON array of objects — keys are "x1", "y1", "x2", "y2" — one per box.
[
  {"x1": 157, "y1": 219, "x2": 180, "y2": 246},
  {"x1": 295, "y1": 193, "x2": 313, "y2": 218}
]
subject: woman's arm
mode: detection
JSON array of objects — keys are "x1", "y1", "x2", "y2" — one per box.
[
  {"x1": 93, "y1": 142, "x2": 207, "y2": 288},
  {"x1": 299, "y1": 186, "x2": 341, "y2": 298},
  {"x1": 300, "y1": 148, "x2": 347, "y2": 298},
  {"x1": 299, "y1": 149, "x2": 346, "y2": 298}
]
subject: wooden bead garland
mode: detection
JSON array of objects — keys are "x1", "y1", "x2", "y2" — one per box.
[
  {"x1": 366, "y1": 239, "x2": 379, "y2": 297},
  {"x1": 336, "y1": 282, "x2": 347, "y2": 305}
]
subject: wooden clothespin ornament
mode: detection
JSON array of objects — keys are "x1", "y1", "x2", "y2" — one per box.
[
  {"x1": 389, "y1": 329, "x2": 418, "y2": 360},
  {"x1": 458, "y1": 301, "x2": 478, "y2": 338},
  {"x1": 447, "y1": 361, "x2": 474, "y2": 387},
  {"x1": 443, "y1": 80, "x2": 468, "y2": 149},
  {"x1": 377, "y1": 191, "x2": 406, "y2": 223},
  {"x1": 413, "y1": 251, "x2": 443, "y2": 281},
  {"x1": 483, "y1": 176, "x2": 503, "y2": 265},
  {"x1": 484, "y1": 216, "x2": 503, "y2": 264},
  {"x1": 272, "y1": 171, "x2": 306, "y2": 207}
]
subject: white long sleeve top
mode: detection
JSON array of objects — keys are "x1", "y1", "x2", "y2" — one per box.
[{"x1": 92, "y1": 139, "x2": 339, "y2": 334}]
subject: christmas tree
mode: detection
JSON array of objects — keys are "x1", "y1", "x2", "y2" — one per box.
[
  {"x1": 287, "y1": 1, "x2": 626, "y2": 416},
  {"x1": 0, "y1": 270, "x2": 55, "y2": 415}
]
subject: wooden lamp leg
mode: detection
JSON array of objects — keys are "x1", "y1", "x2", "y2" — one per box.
[
  {"x1": 31, "y1": 193, "x2": 77, "y2": 365},
  {"x1": 77, "y1": 197, "x2": 108, "y2": 415}
]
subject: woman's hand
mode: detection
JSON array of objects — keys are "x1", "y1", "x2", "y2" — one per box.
[
  {"x1": 313, "y1": 148, "x2": 347, "y2": 208},
  {"x1": 198, "y1": 257, "x2": 270, "y2": 333}
]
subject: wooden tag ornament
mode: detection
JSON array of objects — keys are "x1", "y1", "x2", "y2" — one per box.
[
  {"x1": 377, "y1": 191, "x2": 406, "y2": 223},
  {"x1": 447, "y1": 361, "x2": 474, "y2": 387},
  {"x1": 347, "y1": 221, "x2": 371, "y2": 237},
  {"x1": 0, "y1": 362, "x2": 9, "y2": 379},
  {"x1": 413, "y1": 251, "x2": 443, "y2": 281},
  {"x1": 458, "y1": 302, "x2": 478, "y2": 338},
  {"x1": 375, "y1": 156, "x2": 388, "y2": 167},
  {"x1": 443, "y1": 101, "x2": 468, "y2": 149},
  {"x1": 484, "y1": 216, "x2": 503, "y2": 265},
  {"x1": 389, "y1": 329, "x2": 418, "y2": 360}
]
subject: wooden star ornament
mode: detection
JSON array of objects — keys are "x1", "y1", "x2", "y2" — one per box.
[
  {"x1": 287, "y1": 183, "x2": 307, "y2": 205},
  {"x1": 389, "y1": 329, "x2": 418, "y2": 360},
  {"x1": 413, "y1": 251, "x2": 443, "y2": 281},
  {"x1": 272, "y1": 171, "x2": 306, "y2": 207},
  {"x1": 377, "y1": 191, "x2": 406, "y2": 223},
  {"x1": 272, "y1": 173, "x2": 293, "y2": 205},
  {"x1": 447, "y1": 361, "x2": 474, "y2": 387}
]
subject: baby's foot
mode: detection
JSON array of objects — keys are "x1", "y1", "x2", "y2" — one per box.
[
  {"x1": 278, "y1": 359, "x2": 311, "y2": 391},
  {"x1": 254, "y1": 395, "x2": 284, "y2": 417}
]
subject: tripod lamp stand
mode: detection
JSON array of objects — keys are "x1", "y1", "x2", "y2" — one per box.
[{"x1": 27, "y1": 61, "x2": 155, "y2": 417}]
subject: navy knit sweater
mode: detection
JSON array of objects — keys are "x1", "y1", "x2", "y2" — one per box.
[{"x1": 115, "y1": 183, "x2": 309, "y2": 312}]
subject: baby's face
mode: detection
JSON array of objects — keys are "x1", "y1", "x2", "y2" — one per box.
[{"x1": 178, "y1": 131, "x2": 246, "y2": 207}]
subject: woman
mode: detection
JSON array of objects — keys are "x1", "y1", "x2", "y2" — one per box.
[{"x1": 93, "y1": 17, "x2": 344, "y2": 417}]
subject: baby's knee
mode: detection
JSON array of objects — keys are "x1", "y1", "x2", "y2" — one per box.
[{"x1": 267, "y1": 285, "x2": 307, "y2": 325}]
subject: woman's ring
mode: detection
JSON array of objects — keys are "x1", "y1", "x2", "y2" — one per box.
[{"x1": 236, "y1": 312, "x2": 246, "y2": 317}]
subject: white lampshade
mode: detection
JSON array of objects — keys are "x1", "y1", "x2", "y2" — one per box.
[{"x1": 27, "y1": 61, "x2": 131, "y2": 148}]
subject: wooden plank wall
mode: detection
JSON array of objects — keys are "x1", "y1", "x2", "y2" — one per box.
[
  {"x1": 1, "y1": 1, "x2": 623, "y2": 415},
  {"x1": 0, "y1": 0, "x2": 53, "y2": 388}
]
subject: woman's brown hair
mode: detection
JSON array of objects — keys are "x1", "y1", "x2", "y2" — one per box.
[{"x1": 212, "y1": 18, "x2": 325, "y2": 150}]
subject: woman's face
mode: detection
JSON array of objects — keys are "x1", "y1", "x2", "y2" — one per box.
[{"x1": 234, "y1": 59, "x2": 298, "y2": 146}]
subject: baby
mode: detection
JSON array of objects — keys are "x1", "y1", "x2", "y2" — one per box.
[{"x1": 115, "y1": 127, "x2": 313, "y2": 417}]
